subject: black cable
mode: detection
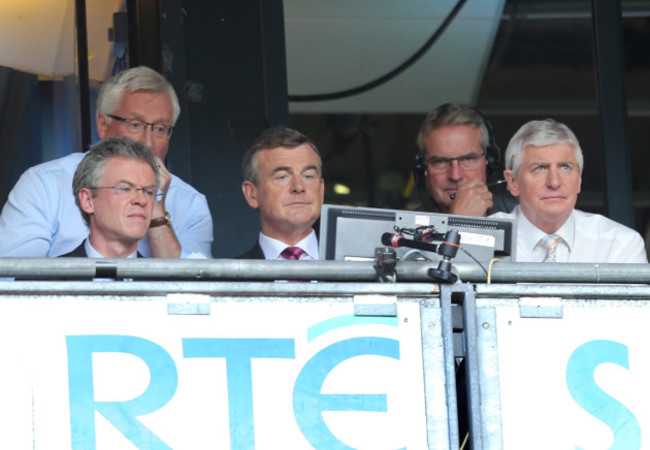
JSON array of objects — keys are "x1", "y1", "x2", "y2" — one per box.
[
  {"x1": 459, "y1": 247, "x2": 488, "y2": 275},
  {"x1": 287, "y1": 0, "x2": 468, "y2": 103}
]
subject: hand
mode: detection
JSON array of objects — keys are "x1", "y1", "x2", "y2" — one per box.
[
  {"x1": 153, "y1": 156, "x2": 172, "y2": 217},
  {"x1": 449, "y1": 179, "x2": 493, "y2": 216}
]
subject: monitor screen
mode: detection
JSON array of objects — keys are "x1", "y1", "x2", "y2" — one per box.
[{"x1": 319, "y1": 204, "x2": 517, "y2": 263}]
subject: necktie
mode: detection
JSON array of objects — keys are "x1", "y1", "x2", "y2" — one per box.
[
  {"x1": 542, "y1": 234, "x2": 561, "y2": 262},
  {"x1": 280, "y1": 246, "x2": 305, "y2": 260}
]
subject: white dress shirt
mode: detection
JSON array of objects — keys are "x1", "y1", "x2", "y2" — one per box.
[
  {"x1": 490, "y1": 206, "x2": 647, "y2": 263},
  {"x1": 258, "y1": 229, "x2": 319, "y2": 260}
]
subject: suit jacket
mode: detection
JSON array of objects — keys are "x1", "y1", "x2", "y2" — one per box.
[
  {"x1": 59, "y1": 242, "x2": 143, "y2": 258},
  {"x1": 236, "y1": 242, "x2": 265, "y2": 259},
  {"x1": 59, "y1": 242, "x2": 88, "y2": 257}
]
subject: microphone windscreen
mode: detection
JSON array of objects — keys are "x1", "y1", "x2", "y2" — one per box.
[{"x1": 381, "y1": 233, "x2": 396, "y2": 246}]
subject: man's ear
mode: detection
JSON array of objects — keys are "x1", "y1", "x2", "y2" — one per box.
[
  {"x1": 577, "y1": 172, "x2": 582, "y2": 194},
  {"x1": 504, "y1": 169, "x2": 519, "y2": 197},
  {"x1": 241, "y1": 181, "x2": 260, "y2": 209},
  {"x1": 319, "y1": 178, "x2": 325, "y2": 202},
  {"x1": 78, "y1": 188, "x2": 96, "y2": 216},
  {"x1": 96, "y1": 114, "x2": 108, "y2": 140}
]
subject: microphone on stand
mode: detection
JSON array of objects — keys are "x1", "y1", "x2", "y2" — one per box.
[
  {"x1": 427, "y1": 230, "x2": 461, "y2": 283},
  {"x1": 381, "y1": 233, "x2": 440, "y2": 254},
  {"x1": 381, "y1": 230, "x2": 461, "y2": 283}
]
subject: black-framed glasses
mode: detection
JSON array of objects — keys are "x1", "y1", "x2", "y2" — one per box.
[
  {"x1": 424, "y1": 152, "x2": 486, "y2": 173},
  {"x1": 107, "y1": 114, "x2": 174, "y2": 138},
  {"x1": 90, "y1": 183, "x2": 163, "y2": 201}
]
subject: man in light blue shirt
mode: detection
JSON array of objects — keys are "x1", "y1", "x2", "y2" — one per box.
[{"x1": 0, "y1": 66, "x2": 213, "y2": 258}]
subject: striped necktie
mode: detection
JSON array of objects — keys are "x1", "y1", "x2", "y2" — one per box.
[{"x1": 542, "y1": 234, "x2": 561, "y2": 262}]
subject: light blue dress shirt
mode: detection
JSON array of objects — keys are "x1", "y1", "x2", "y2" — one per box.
[{"x1": 0, "y1": 152, "x2": 214, "y2": 257}]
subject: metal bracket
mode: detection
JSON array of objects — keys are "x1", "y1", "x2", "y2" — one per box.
[
  {"x1": 167, "y1": 293, "x2": 211, "y2": 315},
  {"x1": 519, "y1": 297, "x2": 564, "y2": 318},
  {"x1": 374, "y1": 247, "x2": 397, "y2": 282},
  {"x1": 353, "y1": 294, "x2": 397, "y2": 317}
]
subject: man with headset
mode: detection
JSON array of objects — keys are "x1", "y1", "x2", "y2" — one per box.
[{"x1": 414, "y1": 102, "x2": 517, "y2": 216}]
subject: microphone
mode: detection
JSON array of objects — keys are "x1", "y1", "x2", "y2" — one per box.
[
  {"x1": 381, "y1": 233, "x2": 440, "y2": 254},
  {"x1": 381, "y1": 230, "x2": 462, "y2": 283}
]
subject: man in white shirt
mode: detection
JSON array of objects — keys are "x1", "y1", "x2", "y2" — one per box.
[
  {"x1": 237, "y1": 127, "x2": 324, "y2": 260},
  {"x1": 62, "y1": 137, "x2": 159, "y2": 258},
  {"x1": 490, "y1": 119, "x2": 647, "y2": 263}
]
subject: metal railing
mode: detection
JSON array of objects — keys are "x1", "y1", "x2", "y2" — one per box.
[{"x1": 1, "y1": 258, "x2": 649, "y2": 284}]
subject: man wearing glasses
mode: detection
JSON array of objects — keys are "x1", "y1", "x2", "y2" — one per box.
[
  {"x1": 0, "y1": 66, "x2": 213, "y2": 258},
  {"x1": 62, "y1": 137, "x2": 160, "y2": 258},
  {"x1": 415, "y1": 103, "x2": 517, "y2": 216}
]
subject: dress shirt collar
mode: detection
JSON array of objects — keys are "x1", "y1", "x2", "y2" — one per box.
[
  {"x1": 515, "y1": 206, "x2": 575, "y2": 259},
  {"x1": 84, "y1": 239, "x2": 138, "y2": 258},
  {"x1": 258, "y1": 230, "x2": 319, "y2": 260}
]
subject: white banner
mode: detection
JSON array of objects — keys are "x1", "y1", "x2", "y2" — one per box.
[
  {"x1": 494, "y1": 301, "x2": 650, "y2": 449},
  {"x1": 0, "y1": 296, "x2": 430, "y2": 449}
]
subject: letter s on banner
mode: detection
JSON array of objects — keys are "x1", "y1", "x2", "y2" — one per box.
[{"x1": 566, "y1": 339, "x2": 641, "y2": 450}]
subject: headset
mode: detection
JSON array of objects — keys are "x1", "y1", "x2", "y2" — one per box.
[{"x1": 413, "y1": 104, "x2": 502, "y2": 182}]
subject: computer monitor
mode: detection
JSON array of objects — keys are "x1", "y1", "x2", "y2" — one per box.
[{"x1": 319, "y1": 204, "x2": 517, "y2": 263}]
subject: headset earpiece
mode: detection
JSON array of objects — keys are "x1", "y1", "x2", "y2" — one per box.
[
  {"x1": 414, "y1": 154, "x2": 426, "y2": 179},
  {"x1": 479, "y1": 111, "x2": 502, "y2": 180}
]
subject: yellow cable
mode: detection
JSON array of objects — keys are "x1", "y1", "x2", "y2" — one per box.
[
  {"x1": 487, "y1": 258, "x2": 502, "y2": 284},
  {"x1": 460, "y1": 431, "x2": 469, "y2": 449}
]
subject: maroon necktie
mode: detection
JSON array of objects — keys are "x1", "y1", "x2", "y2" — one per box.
[{"x1": 280, "y1": 246, "x2": 305, "y2": 260}]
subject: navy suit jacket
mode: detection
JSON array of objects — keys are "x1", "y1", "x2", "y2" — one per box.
[
  {"x1": 59, "y1": 242, "x2": 143, "y2": 258},
  {"x1": 236, "y1": 242, "x2": 265, "y2": 259},
  {"x1": 59, "y1": 243, "x2": 88, "y2": 257}
]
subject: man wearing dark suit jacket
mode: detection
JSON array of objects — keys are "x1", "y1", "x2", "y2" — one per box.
[
  {"x1": 61, "y1": 137, "x2": 160, "y2": 258},
  {"x1": 237, "y1": 127, "x2": 324, "y2": 260}
]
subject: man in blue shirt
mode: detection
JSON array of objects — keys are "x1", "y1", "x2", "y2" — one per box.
[{"x1": 0, "y1": 66, "x2": 213, "y2": 258}]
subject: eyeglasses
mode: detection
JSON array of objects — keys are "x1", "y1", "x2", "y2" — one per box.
[
  {"x1": 424, "y1": 152, "x2": 486, "y2": 173},
  {"x1": 107, "y1": 114, "x2": 174, "y2": 138},
  {"x1": 90, "y1": 183, "x2": 163, "y2": 201}
]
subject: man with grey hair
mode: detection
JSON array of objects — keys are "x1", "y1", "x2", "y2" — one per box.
[
  {"x1": 415, "y1": 102, "x2": 517, "y2": 216},
  {"x1": 0, "y1": 66, "x2": 213, "y2": 258},
  {"x1": 491, "y1": 119, "x2": 646, "y2": 263},
  {"x1": 237, "y1": 127, "x2": 324, "y2": 259},
  {"x1": 62, "y1": 137, "x2": 160, "y2": 258}
]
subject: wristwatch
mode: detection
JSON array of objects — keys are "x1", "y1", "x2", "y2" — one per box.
[{"x1": 150, "y1": 211, "x2": 172, "y2": 228}]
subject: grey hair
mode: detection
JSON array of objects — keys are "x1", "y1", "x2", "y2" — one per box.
[
  {"x1": 96, "y1": 66, "x2": 180, "y2": 125},
  {"x1": 505, "y1": 119, "x2": 584, "y2": 175},
  {"x1": 242, "y1": 127, "x2": 322, "y2": 184},
  {"x1": 73, "y1": 136, "x2": 160, "y2": 226},
  {"x1": 416, "y1": 103, "x2": 490, "y2": 157}
]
